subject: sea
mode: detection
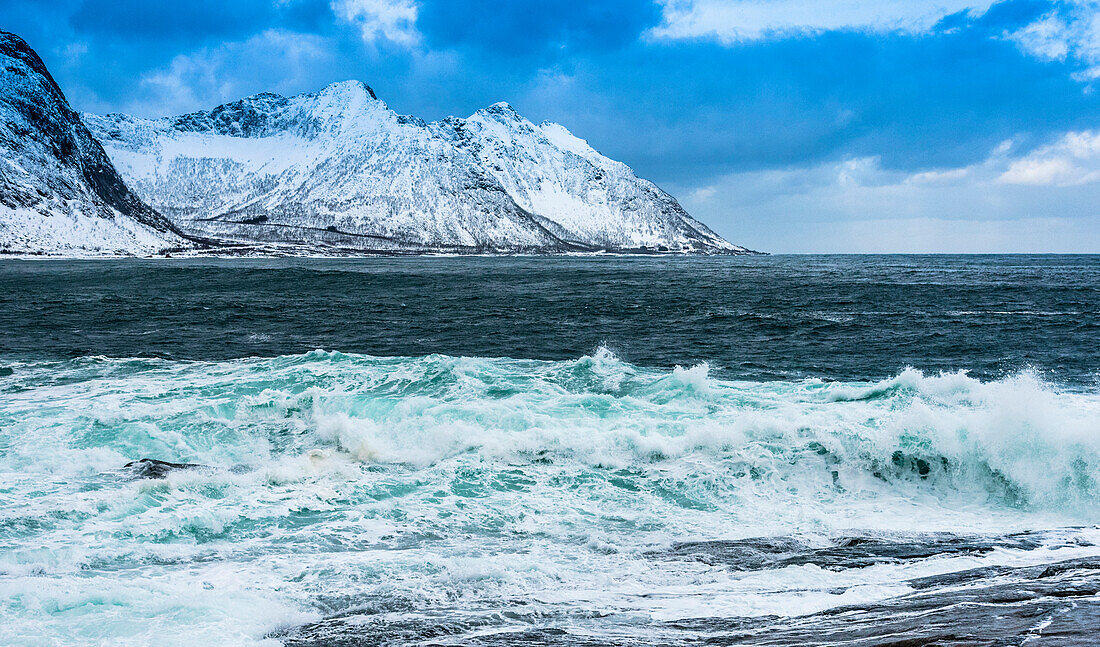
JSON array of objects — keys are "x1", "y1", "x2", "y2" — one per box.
[{"x1": 1, "y1": 254, "x2": 1098, "y2": 646}]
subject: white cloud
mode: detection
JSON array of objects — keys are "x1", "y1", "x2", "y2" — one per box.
[
  {"x1": 906, "y1": 166, "x2": 970, "y2": 184},
  {"x1": 332, "y1": 0, "x2": 420, "y2": 45},
  {"x1": 1010, "y1": 12, "x2": 1071, "y2": 59},
  {"x1": 648, "y1": 0, "x2": 1100, "y2": 86},
  {"x1": 133, "y1": 30, "x2": 332, "y2": 117},
  {"x1": 1007, "y1": 1, "x2": 1100, "y2": 78},
  {"x1": 998, "y1": 131, "x2": 1100, "y2": 186},
  {"x1": 690, "y1": 186, "x2": 717, "y2": 201},
  {"x1": 649, "y1": 0, "x2": 996, "y2": 43},
  {"x1": 999, "y1": 157, "x2": 1086, "y2": 185},
  {"x1": 667, "y1": 134, "x2": 1100, "y2": 252}
]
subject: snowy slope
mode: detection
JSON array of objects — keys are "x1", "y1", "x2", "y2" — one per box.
[
  {"x1": 87, "y1": 82, "x2": 565, "y2": 253},
  {"x1": 442, "y1": 103, "x2": 742, "y2": 252},
  {"x1": 0, "y1": 31, "x2": 188, "y2": 255},
  {"x1": 89, "y1": 83, "x2": 750, "y2": 254}
]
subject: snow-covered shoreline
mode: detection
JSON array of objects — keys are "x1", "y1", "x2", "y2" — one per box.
[{"x1": 0, "y1": 247, "x2": 763, "y2": 260}]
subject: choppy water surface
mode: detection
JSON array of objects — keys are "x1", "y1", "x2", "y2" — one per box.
[
  {"x1": 2, "y1": 255, "x2": 1099, "y2": 383},
  {"x1": 0, "y1": 255, "x2": 1098, "y2": 646}
]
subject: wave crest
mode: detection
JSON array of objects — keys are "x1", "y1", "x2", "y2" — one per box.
[{"x1": 1, "y1": 352, "x2": 1098, "y2": 519}]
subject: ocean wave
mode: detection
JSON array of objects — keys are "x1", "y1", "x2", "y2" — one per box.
[{"x1": 1, "y1": 348, "x2": 1097, "y2": 518}]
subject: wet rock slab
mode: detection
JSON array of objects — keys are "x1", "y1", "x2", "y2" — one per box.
[
  {"x1": 273, "y1": 548, "x2": 1100, "y2": 647},
  {"x1": 122, "y1": 458, "x2": 203, "y2": 479},
  {"x1": 646, "y1": 532, "x2": 1055, "y2": 572}
]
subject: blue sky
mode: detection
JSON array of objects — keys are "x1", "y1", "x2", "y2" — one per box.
[{"x1": 4, "y1": 0, "x2": 1100, "y2": 252}]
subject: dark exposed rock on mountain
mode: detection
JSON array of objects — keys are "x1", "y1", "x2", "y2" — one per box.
[{"x1": 0, "y1": 31, "x2": 188, "y2": 254}]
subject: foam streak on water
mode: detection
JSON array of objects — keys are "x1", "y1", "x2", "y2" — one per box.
[{"x1": 1, "y1": 349, "x2": 1099, "y2": 645}]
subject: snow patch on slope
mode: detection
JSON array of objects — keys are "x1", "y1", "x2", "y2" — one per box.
[{"x1": 0, "y1": 207, "x2": 173, "y2": 255}]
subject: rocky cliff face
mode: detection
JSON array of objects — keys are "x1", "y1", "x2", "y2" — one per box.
[
  {"x1": 88, "y1": 82, "x2": 750, "y2": 254},
  {"x1": 0, "y1": 31, "x2": 187, "y2": 255}
]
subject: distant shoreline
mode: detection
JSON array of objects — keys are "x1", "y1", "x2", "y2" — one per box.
[{"x1": 0, "y1": 248, "x2": 767, "y2": 259}]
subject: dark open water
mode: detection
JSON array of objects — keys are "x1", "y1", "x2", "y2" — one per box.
[
  {"x1": 1, "y1": 255, "x2": 1098, "y2": 646},
  {"x1": 2, "y1": 254, "x2": 1098, "y2": 383}
]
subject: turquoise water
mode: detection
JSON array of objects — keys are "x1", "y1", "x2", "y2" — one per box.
[{"x1": 2, "y1": 350, "x2": 1099, "y2": 645}]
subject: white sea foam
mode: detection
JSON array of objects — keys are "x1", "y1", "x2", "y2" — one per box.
[{"x1": 1, "y1": 350, "x2": 1098, "y2": 644}]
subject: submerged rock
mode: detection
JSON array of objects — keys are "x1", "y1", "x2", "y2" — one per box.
[{"x1": 123, "y1": 458, "x2": 203, "y2": 479}]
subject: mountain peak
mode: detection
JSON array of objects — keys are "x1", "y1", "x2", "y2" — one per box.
[
  {"x1": 480, "y1": 101, "x2": 522, "y2": 119},
  {"x1": 0, "y1": 30, "x2": 67, "y2": 110},
  {"x1": 84, "y1": 77, "x2": 749, "y2": 254},
  {"x1": 318, "y1": 80, "x2": 378, "y2": 101},
  {"x1": 172, "y1": 91, "x2": 290, "y2": 136}
]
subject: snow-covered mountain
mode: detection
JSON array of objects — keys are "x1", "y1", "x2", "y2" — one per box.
[
  {"x1": 446, "y1": 102, "x2": 736, "y2": 251},
  {"x1": 0, "y1": 31, "x2": 188, "y2": 255},
  {"x1": 88, "y1": 82, "x2": 749, "y2": 254}
]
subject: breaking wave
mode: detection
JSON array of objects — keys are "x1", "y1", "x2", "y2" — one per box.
[{"x1": 2, "y1": 347, "x2": 1098, "y2": 516}]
